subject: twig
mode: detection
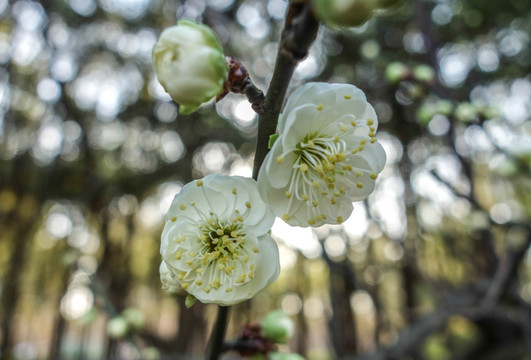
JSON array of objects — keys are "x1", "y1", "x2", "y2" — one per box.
[
  {"x1": 206, "y1": 306, "x2": 230, "y2": 360},
  {"x1": 252, "y1": 1, "x2": 319, "y2": 179}
]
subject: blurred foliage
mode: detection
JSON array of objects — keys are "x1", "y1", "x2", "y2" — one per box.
[{"x1": 0, "y1": 0, "x2": 530, "y2": 359}]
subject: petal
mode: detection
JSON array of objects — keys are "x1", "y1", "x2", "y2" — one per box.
[{"x1": 259, "y1": 142, "x2": 298, "y2": 189}]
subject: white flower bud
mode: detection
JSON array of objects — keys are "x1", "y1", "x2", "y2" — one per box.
[{"x1": 153, "y1": 20, "x2": 228, "y2": 114}]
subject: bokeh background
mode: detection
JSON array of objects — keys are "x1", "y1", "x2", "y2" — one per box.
[{"x1": 0, "y1": 0, "x2": 530, "y2": 359}]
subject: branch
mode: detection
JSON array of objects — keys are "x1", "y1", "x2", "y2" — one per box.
[{"x1": 252, "y1": 2, "x2": 319, "y2": 179}]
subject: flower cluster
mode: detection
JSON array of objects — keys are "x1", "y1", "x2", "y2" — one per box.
[
  {"x1": 258, "y1": 83, "x2": 386, "y2": 227},
  {"x1": 154, "y1": 22, "x2": 386, "y2": 306},
  {"x1": 160, "y1": 174, "x2": 279, "y2": 306}
]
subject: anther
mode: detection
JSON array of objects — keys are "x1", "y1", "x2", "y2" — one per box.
[
  {"x1": 370, "y1": 172, "x2": 378, "y2": 180},
  {"x1": 285, "y1": 191, "x2": 291, "y2": 198},
  {"x1": 277, "y1": 156, "x2": 284, "y2": 164},
  {"x1": 308, "y1": 219, "x2": 315, "y2": 225},
  {"x1": 171, "y1": 216, "x2": 177, "y2": 222},
  {"x1": 179, "y1": 204, "x2": 186, "y2": 210},
  {"x1": 196, "y1": 180, "x2": 203, "y2": 187},
  {"x1": 300, "y1": 163, "x2": 308, "y2": 172},
  {"x1": 282, "y1": 214, "x2": 290, "y2": 221},
  {"x1": 344, "y1": 94, "x2": 352, "y2": 99},
  {"x1": 316, "y1": 104, "x2": 323, "y2": 111},
  {"x1": 356, "y1": 183, "x2": 364, "y2": 188},
  {"x1": 245, "y1": 201, "x2": 251, "y2": 209},
  {"x1": 336, "y1": 216, "x2": 343, "y2": 223}
]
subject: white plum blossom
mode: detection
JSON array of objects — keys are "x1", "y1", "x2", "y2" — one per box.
[
  {"x1": 258, "y1": 82, "x2": 386, "y2": 227},
  {"x1": 152, "y1": 20, "x2": 228, "y2": 114},
  {"x1": 160, "y1": 174, "x2": 279, "y2": 306},
  {"x1": 159, "y1": 260, "x2": 184, "y2": 295}
]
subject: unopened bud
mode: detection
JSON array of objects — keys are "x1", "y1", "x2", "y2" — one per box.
[
  {"x1": 260, "y1": 310, "x2": 294, "y2": 344},
  {"x1": 312, "y1": 0, "x2": 375, "y2": 28},
  {"x1": 153, "y1": 20, "x2": 228, "y2": 114}
]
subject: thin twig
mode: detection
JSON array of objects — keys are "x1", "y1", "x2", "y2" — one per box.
[
  {"x1": 206, "y1": 306, "x2": 230, "y2": 360},
  {"x1": 252, "y1": 1, "x2": 319, "y2": 180}
]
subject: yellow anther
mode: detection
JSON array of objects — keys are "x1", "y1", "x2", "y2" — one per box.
[
  {"x1": 328, "y1": 183, "x2": 335, "y2": 189},
  {"x1": 191, "y1": 202, "x2": 195, "y2": 207},
  {"x1": 331, "y1": 198, "x2": 337, "y2": 205},
  {"x1": 196, "y1": 180, "x2": 203, "y2": 187},
  {"x1": 282, "y1": 214, "x2": 290, "y2": 221},
  {"x1": 203, "y1": 287, "x2": 210, "y2": 293},
  {"x1": 196, "y1": 280, "x2": 203, "y2": 286},
  {"x1": 178, "y1": 272, "x2": 186, "y2": 280},
  {"x1": 277, "y1": 156, "x2": 284, "y2": 164},
  {"x1": 171, "y1": 216, "x2": 177, "y2": 222},
  {"x1": 188, "y1": 251, "x2": 195, "y2": 257},
  {"x1": 370, "y1": 138, "x2": 377, "y2": 143},
  {"x1": 369, "y1": 126, "x2": 375, "y2": 132},
  {"x1": 370, "y1": 172, "x2": 378, "y2": 180},
  {"x1": 340, "y1": 186, "x2": 346, "y2": 193},
  {"x1": 359, "y1": 145, "x2": 365, "y2": 151},
  {"x1": 321, "y1": 191, "x2": 328, "y2": 196},
  {"x1": 357, "y1": 182, "x2": 364, "y2": 188},
  {"x1": 243, "y1": 255, "x2": 249, "y2": 263},
  {"x1": 308, "y1": 219, "x2": 315, "y2": 225},
  {"x1": 300, "y1": 163, "x2": 308, "y2": 172},
  {"x1": 196, "y1": 268, "x2": 204, "y2": 273},
  {"x1": 351, "y1": 149, "x2": 358, "y2": 154},
  {"x1": 316, "y1": 104, "x2": 323, "y2": 111},
  {"x1": 175, "y1": 250, "x2": 183, "y2": 260},
  {"x1": 351, "y1": 120, "x2": 357, "y2": 127},
  {"x1": 308, "y1": 140, "x2": 315, "y2": 147},
  {"x1": 236, "y1": 274, "x2": 247, "y2": 284},
  {"x1": 218, "y1": 264, "x2": 225, "y2": 270},
  {"x1": 225, "y1": 288, "x2": 233, "y2": 293},
  {"x1": 182, "y1": 283, "x2": 189, "y2": 290},
  {"x1": 356, "y1": 171, "x2": 362, "y2": 177},
  {"x1": 369, "y1": 132, "x2": 375, "y2": 137},
  {"x1": 316, "y1": 164, "x2": 323, "y2": 173},
  {"x1": 312, "y1": 200, "x2": 318, "y2": 207},
  {"x1": 312, "y1": 181, "x2": 320, "y2": 189},
  {"x1": 232, "y1": 188, "x2": 237, "y2": 195},
  {"x1": 360, "y1": 138, "x2": 367, "y2": 145},
  {"x1": 334, "y1": 191, "x2": 341, "y2": 197},
  {"x1": 344, "y1": 94, "x2": 352, "y2": 99},
  {"x1": 285, "y1": 191, "x2": 291, "y2": 198},
  {"x1": 216, "y1": 229, "x2": 224, "y2": 236},
  {"x1": 231, "y1": 231, "x2": 238, "y2": 238},
  {"x1": 333, "y1": 136, "x2": 340, "y2": 143},
  {"x1": 316, "y1": 214, "x2": 323, "y2": 221},
  {"x1": 340, "y1": 125, "x2": 348, "y2": 132},
  {"x1": 245, "y1": 201, "x2": 251, "y2": 209},
  {"x1": 302, "y1": 194, "x2": 309, "y2": 201},
  {"x1": 252, "y1": 246, "x2": 259, "y2": 253},
  {"x1": 321, "y1": 214, "x2": 327, "y2": 219},
  {"x1": 336, "y1": 216, "x2": 344, "y2": 224}
]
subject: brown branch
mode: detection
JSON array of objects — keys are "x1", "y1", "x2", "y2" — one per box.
[{"x1": 252, "y1": 1, "x2": 319, "y2": 180}]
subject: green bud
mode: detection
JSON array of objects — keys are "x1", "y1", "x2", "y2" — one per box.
[
  {"x1": 122, "y1": 308, "x2": 145, "y2": 330},
  {"x1": 153, "y1": 20, "x2": 228, "y2": 114},
  {"x1": 436, "y1": 100, "x2": 453, "y2": 116},
  {"x1": 413, "y1": 64, "x2": 436, "y2": 83},
  {"x1": 312, "y1": 0, "x2": 375, "y2": 28},
  {"x1": 107, "y1": 317, "x2": 129, "y2": 339},
  {"x1": 260, "y1": 310, "x2": 294, "y2": 344},
  {"x1": 385, "y1": 62, "x2": 409, "y2": 83},
  {"x1": 270, "y1": 352, "x2": 306, "y2": 360},
  {"x1": 454, "y1": 102, "x2": 478, "y2": 122},
  {"x1": 416, "y1": 102, "x2": 436, "y2": 125}
]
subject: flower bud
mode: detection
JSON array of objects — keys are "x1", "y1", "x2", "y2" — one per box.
[
  {"x1": 153, "y1": 20, "x2": 228, "y2": 114},
  {"x1": 260, "y1": 310, "x2": 294, "y2": 344},
  {"x1": 312, "y1": 0, "x2": 375, "y2": 27},
  {"x1": 107, "y1": 317, "x2": 129, "y2": 339}
]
